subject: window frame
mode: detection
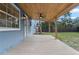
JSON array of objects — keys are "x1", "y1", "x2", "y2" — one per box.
[{"x1": 0, "y1": 3, "x2": 21, "y2": 31}]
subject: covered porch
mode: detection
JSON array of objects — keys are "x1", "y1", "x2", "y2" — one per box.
[
  {"x1": 0, "y1": 3, "x2": 79, "y2": 55},
  {"x1": 5, "y1": 35, "x2": 79, "y2": 55}
]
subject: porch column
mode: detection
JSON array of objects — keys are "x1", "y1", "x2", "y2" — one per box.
[
  {"x1": 39, "y1": 20, "x2": 42, "y2": 33},
  {"x1": 41, "y1": 21, "x2": 42, "y2": 33},
  {"x1": 54, "y1": 19, "x2": 58, "y2": 39},
  {"x1": 48, "y1": 21, "x2": 51, "y2": 32},
  {"x1": 40, "y1": 20, "x2": 42, "y2": 33}
]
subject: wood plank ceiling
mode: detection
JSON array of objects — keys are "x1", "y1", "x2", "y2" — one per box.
[{"x1": 18, "y1": 3, "x2": 78, "y2": 21}]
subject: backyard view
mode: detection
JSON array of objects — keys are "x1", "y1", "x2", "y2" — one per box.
[{"x1": 37, "y1": 6, "x2": 79, "y2": 51}]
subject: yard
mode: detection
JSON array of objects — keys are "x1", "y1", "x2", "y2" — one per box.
[{"x1": 41, "y1": 32, "x2": 79, "y2": 51}]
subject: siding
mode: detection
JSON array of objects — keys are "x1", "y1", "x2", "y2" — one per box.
[{"x1": 0, "y1": 19, "x2": 25, "y2": 54}]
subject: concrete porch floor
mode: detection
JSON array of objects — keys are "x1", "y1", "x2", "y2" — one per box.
[{"x1": 5, "y1": 35, "x2": 79, "y2": 55}]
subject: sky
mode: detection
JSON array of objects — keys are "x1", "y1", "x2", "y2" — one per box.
[
  {"x1": 58, "y1": 5, "x2": 79, "y2": 21},
  {"x1": 69, "y1": 6, "x2": 79, "y2": 19}
]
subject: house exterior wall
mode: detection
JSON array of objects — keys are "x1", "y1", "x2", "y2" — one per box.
[
  {"x1": 0, "y1": 18, "x2": 25, "y2": 54},
  {"x1": 0, "y1": 4, "x2": 32, "y2": 54}
]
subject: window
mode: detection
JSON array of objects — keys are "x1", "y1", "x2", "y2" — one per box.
[{"x1": 0, "y1": 3, "x2": 20, "y2": 31}]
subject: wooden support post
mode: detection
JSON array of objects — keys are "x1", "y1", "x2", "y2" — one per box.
[
  {"x1": 39, "y1": 20, "x2": 42, "y2": 34},
  {"x1": 41, "y1": 21, "x2": 42, "y2": 33},
  {"x1": 54, "y1": 19, "x2": 58, "y2": 39},
  {"x1": 48, "y1": 21, "x2": 51, "y2": 32},
  {"x1": 40, "y1": 20, "x2": 42, "y2": 33}
]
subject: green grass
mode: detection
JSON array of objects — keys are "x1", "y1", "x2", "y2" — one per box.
[{"x1": 41, "y1": 32, "x2": 79, "y2": 51}]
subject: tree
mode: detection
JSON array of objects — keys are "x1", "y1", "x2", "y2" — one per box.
[
  {"x1": 73, "y1": 17, "x2": 79, "y2": 31},
  {"x1": 60, "y1": 12, "x2": 73, "y2": 31}
]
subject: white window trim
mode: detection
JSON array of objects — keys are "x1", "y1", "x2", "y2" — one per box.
[
  {"x1": 0, "y1": 3, "x2": 21, "y2": 31},
  {"x1": 0, "y1": 27, "x2": 20, "y2": 31}
]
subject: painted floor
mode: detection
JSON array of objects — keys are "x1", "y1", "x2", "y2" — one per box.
[{"x1": 5, "y1": 35, "x2": 79, "y2": 55}]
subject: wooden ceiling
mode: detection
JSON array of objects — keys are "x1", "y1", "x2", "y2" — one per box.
[{"x1": 18, "y1": 3, "x2": 78, "y2": 21}]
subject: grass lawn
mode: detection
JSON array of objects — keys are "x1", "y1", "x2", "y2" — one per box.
[{"x1": 41, "y1": 32, "x2": 79, "y2": 51}]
